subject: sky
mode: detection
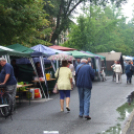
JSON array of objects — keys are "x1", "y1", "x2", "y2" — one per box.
[{"x1": 122, "y1": 0, "x2": 133, "y2": 21}]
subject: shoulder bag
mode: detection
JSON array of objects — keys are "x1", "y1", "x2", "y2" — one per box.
[
  {"x1": 53, "y1": 68, "x2": 60, "y2": 93},
  {"x1": 75, "y1": 64, "x2": 85, "y2": 82}
]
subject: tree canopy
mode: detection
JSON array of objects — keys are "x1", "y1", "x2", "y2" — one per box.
[
  {"x1": 0, "y1": 0, "x2": 128, "y2": 47},
  {"x1": 62, "y1": 3, "x2": 134, "y2": 55},
  {"x1": 0, "y1": 0, "x2": 51, "y2": 46},
  {"x1": 44, "y1": 0, "x2": 127, "y2": 44}
]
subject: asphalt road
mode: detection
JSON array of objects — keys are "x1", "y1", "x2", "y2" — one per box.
[{"x1": 0, "y1": 75, "x2": 133, "y2": 134}]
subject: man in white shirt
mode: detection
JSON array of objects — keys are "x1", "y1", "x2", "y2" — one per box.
[
  {"x1": 111, "y1": 61, "x2": 117, "y2": 81},
  {"x1": 114, "y1": 62, "x2": 122, "y2": 83}
]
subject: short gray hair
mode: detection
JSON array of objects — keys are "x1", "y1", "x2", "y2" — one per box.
[
  {"x1": 81, "y1": 58, "x2": 87, "y2": 63},
  {"x1": 0, "y1": 57, "x2": 6, "y2": 61}
]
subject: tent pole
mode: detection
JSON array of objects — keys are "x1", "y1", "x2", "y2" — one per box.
[
  {"x1": 50, "y1": 61, "x2": 56, "y2": 72},
  {"x1": 56, "y1": 60, "x2": 59, "y2": 70},
  {"x1": 29, "y1": 58, "x2": 46, "y2": 99},
  {"x1": 40, "y1": 56, "x2": 49, "y2": 98}
]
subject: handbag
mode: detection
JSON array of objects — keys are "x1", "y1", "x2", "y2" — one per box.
[
  {"x1": 53, "y1": 68, "x2": 60, "y2": 93},
  {"x1": 130, "y1": 65, "x2": 133, "y2": 72},
  {"x1": 75, "y1": 64, "x2": 85, "y2": 82}
]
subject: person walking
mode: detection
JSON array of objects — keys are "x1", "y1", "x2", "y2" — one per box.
[
  {"x1": 0, "y1": 58, "x2": 17, "y2": 114},
  {"x1": 125, "y1": 61, "x2": 133, "y2": 84},
  {"x1": 111, "y1": 61, "x2": 117, "y2": 81},
  {"x1": 76, "y1": 59, "x2": 94, "y2": 120},
  {"x1": 55, "y1": 60, "x2": 72, "y2": 112},
  {"x1": 114, "y1": 62, "x2": 122, "y2": 83}
]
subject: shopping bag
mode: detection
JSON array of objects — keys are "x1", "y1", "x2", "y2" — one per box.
[{"x1": 53, "y1": 83, "x2": 58, "y2": 94}]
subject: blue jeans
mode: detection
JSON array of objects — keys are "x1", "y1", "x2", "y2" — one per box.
[{"x1": 78, "y1": 88, "x2": 91, "y2": 116}]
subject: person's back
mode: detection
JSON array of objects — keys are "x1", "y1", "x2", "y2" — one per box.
[
  {"x1": 55, "y1": 67, "x2": 72, "y2": 90},
  {"x1": 114, "y1": 64, "x2": 122, "y2": 73},
  {"x1": 76, "y1": 59, "x2": 94, "y2": 120},
  {"x1": 54, "y1": 60, "x2": 72, "y2": 112},
  {"x1": 0, "y1": 63, "x2": 17, "y2": 86},
  {"x1": 76, "y1": 63, "x2": 94, "y2": 89},
  {"x1": 125, "y1": 64, "x2": 131, "y2": 74}
]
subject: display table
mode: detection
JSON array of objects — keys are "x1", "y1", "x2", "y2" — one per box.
[
  {"x1": 17, "y1": 84, "x2": 33, "y2": 105},
  {"x1": 32, "y1": 78, "x2": 56, "y2": 97},
  {"x1": 32, "y1": 78, "x2": 56, "y2": 83},
  {"x1": 17, "y1": 84, "x2": 33, "y2": 88}
]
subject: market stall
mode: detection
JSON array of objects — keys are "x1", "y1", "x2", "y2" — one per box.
[
  {"x1": 49, "y1": 45, "x2": 76, "y2": 51},
  {"x1": 31, "y1": 44, "x2": 74, "y2": 91},
  {"x1": 80, "y1": 51, "x2": 102, "y2": 81},
  {"x1": 31, "y1": 44, "x2": 71, "y2": 70},
  {"x1": 7, "y1": 44, "x2": 49, "y2": 98},
  {"x1": 97, "y1": 51, "x2": 124, "y2": 75},
  {"x1": 67, "y1": 50, "x2": 93, "y2": 58},
  {"x1": 0, "y1": 46, "x2": 38, "y2": 102}
]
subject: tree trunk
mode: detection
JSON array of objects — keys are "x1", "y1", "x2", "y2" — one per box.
[
  {"x1": 50, "y1": 21, "x2": 66, "y2": 44},
  {"x1": 50, "y1": 31, "x2": 59, "y2": 44}
]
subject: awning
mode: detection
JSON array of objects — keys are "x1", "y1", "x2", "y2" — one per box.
[
  {"x1": 68, "y1": 50, "x2": 94, "y2": 58},
  {"x1": 0, "y1": 46, "x2": 30, "y2": 57},
  {"x1": 31, "y1": 44, "x2": 70, "y2": 56},
  {"x1": 49, "y1": 45, "x2": 76, "y2": 51},
  {"x1": 7, "y1": 44, "x2": 46, "y2": 57},
  {"x1": 97, "y1": 52, "x2": 122, "y2": 61},
  {"x1": 86, "y1": 51, "x2": 106, "y2": 60}
]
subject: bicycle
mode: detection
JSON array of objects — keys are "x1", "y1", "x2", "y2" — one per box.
[{"x1": 0, "y1": 85, "x2": 12, "y2": 117}]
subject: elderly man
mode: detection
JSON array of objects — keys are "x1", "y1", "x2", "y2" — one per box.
[
  {"x1": 0, "y1": 58, "x2": 17, "y2": 114},
  {"x1": 76, "y1": 59, "x2": 94, "y2": 120}
]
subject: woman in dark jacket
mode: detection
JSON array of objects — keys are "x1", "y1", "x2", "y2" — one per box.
[{"x1": 125, "y1": 61, "x2": 133, "y2": 84}]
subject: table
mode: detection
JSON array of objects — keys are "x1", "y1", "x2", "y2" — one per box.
[
  {"x1": 32, "y1": 78, "x2": 56, "y2": 98},
  {"x1": 17, "y1": 84, "x2": 33, "y2": 88},
  {"x1": 32, "y1": 78, "x2": 56, "y2": 83},
  {"x1": 17, "y1": 84, "x2": 33, "y2": 105}
]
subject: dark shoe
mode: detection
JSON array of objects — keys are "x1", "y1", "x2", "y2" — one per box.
[
  {"x1": 79, "y1": 115, "x2": 83, "y2": 118},
  {"x1": 66, "y1": 107, "x2": 70, "y2": 112},
  {"x1": 85, "y1": 116, "x2": 91, "y2": 120}
]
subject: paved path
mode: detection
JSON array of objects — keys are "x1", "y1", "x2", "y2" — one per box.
[{"x1": 0, "y1": 75, "x2": 134, "y2": 134}]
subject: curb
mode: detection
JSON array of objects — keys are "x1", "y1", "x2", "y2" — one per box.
[{"x1": 122, "y1": 108, "x2": 134, "y2": 134}]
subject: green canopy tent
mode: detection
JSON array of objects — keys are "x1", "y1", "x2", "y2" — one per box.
[
  {"x1": 0, "y1": 45, "x2": 48, "y2": 98},
  {"x1": 68, "y1": 50, "x2": 94, "y2": 58},
  {"x1": 86, "y1": 51, "x2": 106, "y2": 80},
  {"x1": 86, "y1": 51, "x2": 106, "y2": 60},
  {"x1": 0, "y1": 46, "x2": 30, "y2": 57},
  {"x1": 0, "y1": 46, "x2": 31, "y2": 63},
  {"x1": 7, "y1": 44, "x2": 35, "y2": 53},
  {"x1": 7, "y1": 44, "x2": 53, "y2": 98},
  {"x1": 86, "y1": 50, "x2": 106, "y2": 69}
]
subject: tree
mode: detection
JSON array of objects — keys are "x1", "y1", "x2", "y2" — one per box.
[
  {"x1": 63, "y1": 3, "x2": 134, "y2": 55},
  {"x1": 0, "y1": 0, "x2": 51, "y2": 46},
  {"x1": 44, "y1": 0, "x2": 127, "y2": 44}
]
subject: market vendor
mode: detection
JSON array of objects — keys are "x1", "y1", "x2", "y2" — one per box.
[
  {"x1": 35, "y1": 62, "x2": 52, "y2": 77},
  {"x1": 0, "y1": 58, "x2": 17, "y2": 114}
]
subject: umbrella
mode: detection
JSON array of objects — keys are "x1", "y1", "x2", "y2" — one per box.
[{"x1": 48, "y1": 54, "x2": 75, "y2": 61}]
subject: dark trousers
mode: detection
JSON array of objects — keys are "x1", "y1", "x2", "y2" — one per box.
[
  {"x1": 113, "y1": 72, "x2": 116, "y2": 81},
  {"x1": 126, "y1": 73, "x2": 132, "y2": 84},
  {"x1": 6, "y1": 85, "x2": 17, "y2": 112}
]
